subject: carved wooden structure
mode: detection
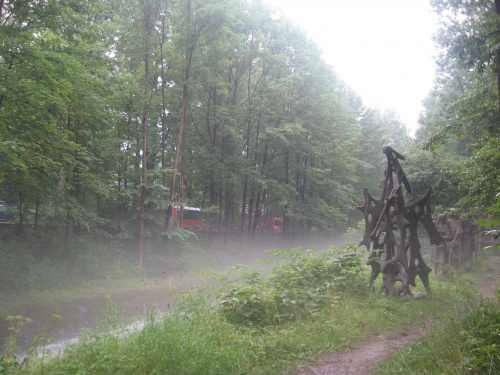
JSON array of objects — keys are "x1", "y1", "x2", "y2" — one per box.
[{"x1": 357, "y1": 146, "x2": 442, "y2": 296}]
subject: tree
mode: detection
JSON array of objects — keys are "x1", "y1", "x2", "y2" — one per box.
[
  {"x1": 419, "y1": 0, "x2": 500, "y2": 219},
  {"x1": 0, "y1": 0, "x2": 116, "y2": 238},
  {"x1": 0, "y1": 0, "x2": 416, "y2": 254}
]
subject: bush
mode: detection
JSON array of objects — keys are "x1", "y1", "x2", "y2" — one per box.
[
  {"x1": 459, "y1": 299, "x2": 500, "y2": 373},
  {"x1": 218, "y1": 244, "x2": 367, "y2": 326}
]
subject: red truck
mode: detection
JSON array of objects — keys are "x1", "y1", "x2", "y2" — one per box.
[
  {"x1": 171, "y1": 206, "x2": 205, "y2": 230},
  {"x1": 260, "y1": 217, "x2": 283, "y2": 233}
]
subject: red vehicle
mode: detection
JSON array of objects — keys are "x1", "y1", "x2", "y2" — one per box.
[
  {"x1": 260, "y1": 217, "x2": 283, "y2": 233},
  {"x1": 172, "y1": 206, "x2": 205, "y2": 230}
]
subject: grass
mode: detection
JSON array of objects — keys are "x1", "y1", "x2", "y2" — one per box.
[
  {"x1": 374, "y1": 296, "x2": 500, "y2": 374},
  {"x1": 2, "y1": 290, "x2": 476, "y2": 375},
  {"x1": 0, "y1": 244, "x2": 485, "y2": 375},
  {"x1": 374, "y1": 253, "x2": 500, "y2": 375}
]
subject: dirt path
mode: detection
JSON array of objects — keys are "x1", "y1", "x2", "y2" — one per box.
[{"x1": 292, "y1": 255, "x2": 500, "y2": 375}]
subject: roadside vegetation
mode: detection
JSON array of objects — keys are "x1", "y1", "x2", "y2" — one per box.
[
  {"x1": 2, "y1": 244, "x2": 497, "y2": 375},
  {"x1": 376, "y1": 288, "x2": 500, "y2": 375},
  {"x1": 375, "y1": 299, "x2": 500, "y2": 374}
]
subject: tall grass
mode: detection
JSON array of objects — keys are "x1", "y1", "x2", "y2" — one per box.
[
  {"x1": 374, "y1": 292, "x2": 500, "y2": 375},
  {"x1": 1, "y1": 245, "x2": 482, "y2": 375}
]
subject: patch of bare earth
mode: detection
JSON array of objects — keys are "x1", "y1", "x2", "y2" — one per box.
[
  {"x1": 293, "y1": 326, "x2": 428, "y2": 375},
  {"x1": 291, "y1": 254, "x2": 499, "y2": 375}
]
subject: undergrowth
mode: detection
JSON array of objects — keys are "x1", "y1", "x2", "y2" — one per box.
[
  {"x1": 374, "y1": 291, "x2": 500, "y2": 375},
  {"x1": 375, "y1": 258, "x2": 500, "y2": 375},
  {"x1": 0, "y1": 244, "x2": 484, "y2": 374},
  {"x1": 215, "y1": 246, "x2": 367, "y2": 326}
]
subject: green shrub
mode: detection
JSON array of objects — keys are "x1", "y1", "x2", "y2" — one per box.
[
  {"x1": 218, "y1": 244, "x2": 367, "y2": 326},
  {"x1": 459, "y1": 299, "x2": 500, "y2": 373}
]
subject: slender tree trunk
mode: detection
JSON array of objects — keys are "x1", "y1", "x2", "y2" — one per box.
[
  {"x1": 165, "y1": 80, "x2": 188, "y2": 230},
  {"x1": 495, "y1": 0, "x2": 500, "y2": 105},
  {"x1": 179, "y1": 135, "x2": 185, "y2": 228},
  {"x1": 252, "y1": 189, "x2": 262, "y2": 234},
  {"x1": 284, "y1": 151, "x2": 290, "y2": 236},
  {"x1": 241, "y1": 175, "x2": 248, "y2": 232},
  {"x1": 251, "y1": 140, "x2": 270, "y2": 234},
  {"x1": 34, "y1": 197, "x2": 40, "y2": 230},
  {"x1": 165, "y1": 0, "x2": 194, "y2": 232},
  {"x1": 241, "y1": 32, "x2": 254, "y2": 234},
  {"x1": 139, "y1": 19, "x2": 151, "y2": 268},
  {"x1": 295, "y1": 152, "x2": 301, "y2": 230},
  {"x1": 160, "y1": 15, "x2": 168, "y2": 188},
  {"x1": 124, "y1": 110, "x2": 132, "y2": 191},
  {"x1": 247, "y1": 191, "x2": 254, "y2": 234},
  {"x1": 17, "y1": 192, "x2": 23, "y2": 235},
  {"x1": 64, "y1": 114, "x2": 74, "y2": 247},
  {"x1": 497, "y1": 74, "x2": 500, "y2": 106},
  {"x1": 301, "y1": 155, "x2": 308, "y2": 203}
]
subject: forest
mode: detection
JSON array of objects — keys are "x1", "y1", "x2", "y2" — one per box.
[{"x1": 0, "y1": 0, "x2": 499, "y2": 271}]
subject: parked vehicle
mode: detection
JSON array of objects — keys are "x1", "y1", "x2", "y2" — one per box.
[
  {"x1": 172, "y1": 206, "x2": 205, "y2": 230},
  {"x1": 260, "y1": 217, "x2": 283, "y2": 233},
  {"x1": 0, "y1": 201, "x2": 14, "y2": 222}
]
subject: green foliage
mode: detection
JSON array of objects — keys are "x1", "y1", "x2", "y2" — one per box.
[
  {"x1": 402, "y1": 147, "x2": 471, "y2": 213},
  {"x1": 0, "y1": 316, "x2": 32, "y2": 373},
  {"x1": 1, "y1": 0, "x2": 391, "y2": 252},
  {"x1": 459, "y1": 299, "x2": 500, "y2": 373},
  {"x1": 418, "y1": 0, "x2": 500, "y2": 219},
  {"x1": 459, "y1": 139, "x2": 500, "y2": 216},
  {"x1": 375, "y1": 298, "x2": 500, "y2": 375},
  {"x1": 0, "y1": 313, "x2": 63, "y2": 374},
  {"x1": 218, "y1": 244, "x2": 367, "y2": 326},
  {"x1": 477, "y1": 190, "x2": 500, "y2": 249}
]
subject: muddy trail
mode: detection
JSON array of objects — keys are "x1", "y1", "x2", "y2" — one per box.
[{"x1": 291, "y1": 254, "x2": 500, "y2": 375}]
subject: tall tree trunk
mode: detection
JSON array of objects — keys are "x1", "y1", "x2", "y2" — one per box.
[
  {"x1": 247, "y1": 190, "x2": 254, "y2": 234},
  {"x1": 495, "y1": 0, "x2": 500, "y2": 105},
  {"x1": 64, "y1": 114, "x2": 74, "y2": 247},
  {"x1": 179, "y1": 135, "x2": 186, "y2": 229},
  {"x1": 165, "y1": 80, "x2": 188, "y2": 230},
  {"x1": 165, "y1": 0, "x2": 194, "y2": 233},
  {"x1": 295, "y1": 152, "x2": 301, "y2": 230},
  {"x1": 17, "y1": 192, "x2": 23, "y2": 235},
  {"x1": 34, "y1": 197, "x2": 40, "y2": 230},
  {"x1": 160, "y1": 15, "x2": 169, "y2": 188},
  {"x1": 497, "y1": 74, "x2": 500, "y2": 106},
  {"x1": 284, "y1": 150, "x2": 290, "y2": 235},
  {"x1": 241, "y1": 32, "x2": 254, "y2": 234},
  {"x1": 139, "y1": 15, "x2": 151, "y2": 268}
]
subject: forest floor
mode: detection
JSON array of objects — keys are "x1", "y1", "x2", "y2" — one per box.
[{"x1": 290, "y1": 254, "x2": 500, "y2": 375}]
